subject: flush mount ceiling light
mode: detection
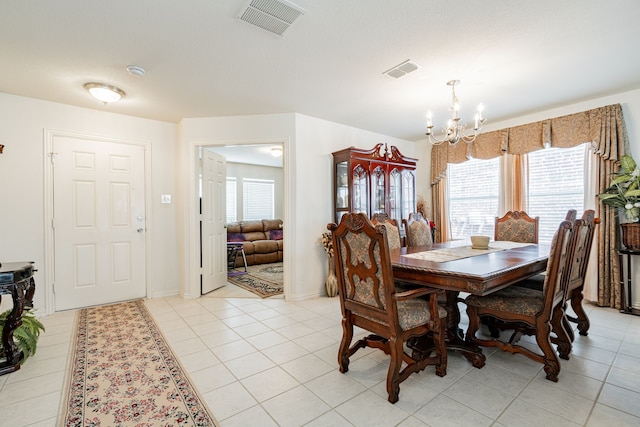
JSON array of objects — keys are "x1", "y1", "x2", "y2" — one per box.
[
  {"x1": 84, "y1": 82, "x2": 126, "y2": 103},
  {"x1": 271, "y1": 146, "x2": 283, "y2": 157}
]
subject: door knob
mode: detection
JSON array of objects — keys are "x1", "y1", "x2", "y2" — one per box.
[{"x1": 137, "y1": 228, "x2": 144, "y2": 233}]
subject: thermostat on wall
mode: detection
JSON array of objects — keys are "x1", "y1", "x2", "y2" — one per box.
[{"x1": 161, "y1": 194, "x2": 172, "y2": 204}]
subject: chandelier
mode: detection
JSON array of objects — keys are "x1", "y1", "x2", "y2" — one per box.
[{"x1": 425, "y1": 80, "x2": 485, "y2": 145}]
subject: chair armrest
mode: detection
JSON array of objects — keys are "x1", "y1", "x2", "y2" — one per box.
[{"x1": 394, "y1": 287, "x2": 441, "y2": 301}]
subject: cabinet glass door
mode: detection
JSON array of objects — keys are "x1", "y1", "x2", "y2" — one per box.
[
  {"x1": 402, "y1": 171, "x2": 416, "y2": 219},
  {"x1": 353, "y1": 164, "x2": 369, "y2": 215},
  {"x1": 372, "y1": 166, "x2": 385, "y2": 215},
  {"x1": 336, "y1": 161, "x2": 348, "y2": 208},
  {"x1": 389, "y1": 169, "x2": 401, "y2": 220}
]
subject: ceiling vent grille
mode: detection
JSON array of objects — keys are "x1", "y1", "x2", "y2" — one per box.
[
  {"x1": 238, "y1": 0, "x2": 306, "y2": 36},
  {"x1": 383, "y1": 60, "x2": 420, "y2": 79}
]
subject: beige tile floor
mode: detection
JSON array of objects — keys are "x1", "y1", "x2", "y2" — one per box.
[{"x1": 1, "y1": 282, "x2": 639, "y2": 426}]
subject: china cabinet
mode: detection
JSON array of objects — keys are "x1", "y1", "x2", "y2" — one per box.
[{"x1": 332, "y1": 143, "x2": 417, "y2": 224}]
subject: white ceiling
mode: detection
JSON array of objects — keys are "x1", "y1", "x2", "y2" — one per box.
[
  {"x1": 1, "y1": 1, "x2": 640, "y2": 142},
  {"x1": 207, "y1": 144, "x2": 283, "y2": 168}
]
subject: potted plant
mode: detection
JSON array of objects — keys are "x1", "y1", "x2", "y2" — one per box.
[
  {"x1": 597, "y1": 154, "x2": 640, "y2": 249},
  {"x1": 0, "y1": 308, "x2": 45, "y2": 364}
]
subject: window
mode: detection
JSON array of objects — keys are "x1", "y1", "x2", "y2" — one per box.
[
  {"x1": 243, "y1": 178, "x2": 274, "y2": 220},
  {"x1": 226, "y1": 178, "x2": 237, "y2": 223},
  {"x1": 448, "y1": 157, "x2": 500, "y2": 240},
  {"x1": 446, "y1": 143, "x2": 588, "y2": 244},
  {"x1": 527, "y1": 143, "x2": 587, "y2": 244}
]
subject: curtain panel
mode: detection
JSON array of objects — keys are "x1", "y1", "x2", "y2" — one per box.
[{"x1": 430, "y1": 103, "x2": 629, "y2": 308}]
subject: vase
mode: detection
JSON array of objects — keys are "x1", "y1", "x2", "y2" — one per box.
[
  {"x1": 325, "y1": 256, "x2": 338, "y2": 297},
  {"x1": 621, "y1": 223, "x2": 640, "y2": 250}
]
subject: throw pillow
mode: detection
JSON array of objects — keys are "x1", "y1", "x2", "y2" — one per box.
[
  {"x1": 227, "y1": 233, "x2": 245, "y2": 243},
  {"x1": 270, "y1": 229, "x2": 283, "y2": 240}
]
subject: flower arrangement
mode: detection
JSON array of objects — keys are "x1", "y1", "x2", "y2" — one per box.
[
  {"x1": 416, "y1": 195, "x2": 428, "y2": 218},
  {"x1": 597, "y1": 154, "x2": 640, "y2": 222},
  {"x1": 321, "y1": 232, "x2": 334, "y2": 256}
]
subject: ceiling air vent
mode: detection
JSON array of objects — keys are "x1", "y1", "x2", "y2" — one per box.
[
  {"x1": 383, "y1": 60, "x2": 420, "y2": 79},
  {"x1": 238, "y1": 0, "x2": 306, "y2": 36}
]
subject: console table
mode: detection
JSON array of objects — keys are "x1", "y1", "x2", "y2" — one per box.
[
  {"x1": 618, "y1": 249, "x2": 640, "y2": 316},
  {"x1": 0, "y1": 261, "x2": 36, "y2": 375}
]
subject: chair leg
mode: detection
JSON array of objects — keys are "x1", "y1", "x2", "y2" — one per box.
[
  {"x1": 338, "y1": 317, "x2": 353, "y2": 373},
  {"x1": 386, "y1": 336, "x2": 403, "y2": 404},
  {"x1": 535, "y1": 319, "x2": 561, "y2": 382},
  {"x1": 434, "y1": 318, "x2": 447, "y2": 377},
  {"x1": 551, "y1": 304, "x2": 572, "y2": 360},
  {"x1": 561, "y1": 302, "x2": 575, "y2": 343},
  {"x1": 569, "y1": 289, "x2": 590, "y2": 336},
  {"x1": 485, "y1": 316, "x2": 501, "y2": 338},
  {"x1": 465, "y1": 307, "x2": 481, "y2": 346}
]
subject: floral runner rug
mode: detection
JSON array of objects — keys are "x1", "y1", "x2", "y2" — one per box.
[
  {"x1": 227, "y1": 262, "x2": 283, "y2": 298},
  {"x1": 402, "y1": 241, "x2": 532, "y2": 263},
  {"x1": 60, "y1": 300, "x2": 219, "y2": 427}
]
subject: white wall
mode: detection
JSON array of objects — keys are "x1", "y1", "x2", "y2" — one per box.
[
  {"x1": 0, "y1": 93, "x2": 180, "y2": 314},
  {"x1": 293, "y1": 114, "x2": 419, "y2": 299},
  {"x1": 178, "y1": 114, "x2": 295, "y2": 299},
  {"x1": 226, "y1": 162, "x2": 284, "y2": 221},
  {"x1": 4, "y1": 86, "x2": 640, "y2": 310},
  {"x1": 179, "y1": 113, "x2": 418, "y2": 300}
]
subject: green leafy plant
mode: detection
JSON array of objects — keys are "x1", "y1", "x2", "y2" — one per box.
[
  {"x1": 597, "y1": 154, "x2": 640, "y2": 222},
  {"x1": 0, "y1": 308, "x2": 45, "y2": 364}
]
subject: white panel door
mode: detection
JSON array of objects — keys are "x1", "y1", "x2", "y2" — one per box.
[
  {"x1": 201, "y1": 149, "x2": 227, "y2": 294},
  {"x1": 53, "y1": 136, "x2": 146, "y2": 310}
]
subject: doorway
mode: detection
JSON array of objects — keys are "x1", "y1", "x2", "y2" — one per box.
[{"x1": 198, "y1": 142, "x2": 286, "y2": 297}]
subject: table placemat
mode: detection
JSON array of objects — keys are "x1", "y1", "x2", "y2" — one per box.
[{"x1": 401, "y1": 241, "x2": 532, "y2": 263}]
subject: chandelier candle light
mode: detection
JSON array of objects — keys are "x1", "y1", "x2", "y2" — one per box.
[{"x1": 426, "y1": 80, "x2": 485, "y2": 145}]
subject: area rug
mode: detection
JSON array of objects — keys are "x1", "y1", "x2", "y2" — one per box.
[
  {"x1": 60, "y1": 300, "x2": 219, "y2": 427},
  {"x1": 227, "y1": 262, "x2": 283, "y2": 298}
]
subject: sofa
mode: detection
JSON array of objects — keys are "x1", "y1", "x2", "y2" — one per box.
[{"x1": 226, "y1": 219, "x2": 283, "y2": 267}]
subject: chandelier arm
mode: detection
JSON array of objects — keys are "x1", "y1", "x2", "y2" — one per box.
[{"x1": 426, "y1": 133, "x2": 450, "y2": 145}]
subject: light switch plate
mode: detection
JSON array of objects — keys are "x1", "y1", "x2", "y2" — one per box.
[{"x1": 161, "y1": 194, "x2": 172, "y2": 204}]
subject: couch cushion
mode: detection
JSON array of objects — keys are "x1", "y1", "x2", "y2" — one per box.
[
  {"x1": 240, "y1": 220, "x2": 264, "y2": 233},
  {"x1": 254, "y1": 252, "x2": 279, "y2": 264},
  {"x1": 270, "y1": 229, "x2": 283, "y2": 240},
  {"x1": 263, "y1": 219, "x2": 283, "y2": 231},
  {"x1": 253, "y1": 240, "x2": 279, "y2": 254},
  {"x1": 227, "y1": 223, "x2": 241, "y2": 233},
  {"x1": 242, "y1": 242, "x2": 255, "y2": 255},
  {"x1": 243, "y1": 231, "x2": 267, "y2": 241}
]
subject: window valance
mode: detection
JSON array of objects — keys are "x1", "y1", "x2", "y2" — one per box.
[{"x1": 431, "y1": 103, "x2": 628, "y2": 185}]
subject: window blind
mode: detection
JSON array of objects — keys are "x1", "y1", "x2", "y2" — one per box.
[{"x1": 243, "y1": 178, "x2": 274, "y2": 220}]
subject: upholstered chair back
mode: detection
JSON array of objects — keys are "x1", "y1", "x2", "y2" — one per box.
[{"x1": 494, "y1": 211, "x2": 539, "y2": 243}]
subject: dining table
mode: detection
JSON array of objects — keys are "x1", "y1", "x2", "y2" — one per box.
[{"x1": 390, "y1": 240, "x2": 550, "y2": 368}]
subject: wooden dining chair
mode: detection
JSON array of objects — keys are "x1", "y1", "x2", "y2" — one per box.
[
  {"x1": 371, "y1": 212, "x2": 402, "y2": 250},
  {"x1": 465, "y1": 218, "x2": 576, "y2": 382},
  {"x1": 328, "y1": 213, "x2": 448, "y2": 403},
  {"x1": 564, "y1": 211, "x2": 599, "y2": 338},
  {"x1": 402, "y1": 212, "x2": 433, "y2": 247},
  {"x1": 511, "y1": 210, "x2": 598, "y2": 341},
  {"x1": 494, "y1": 211, "x2": 539, "y2": 243}
]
